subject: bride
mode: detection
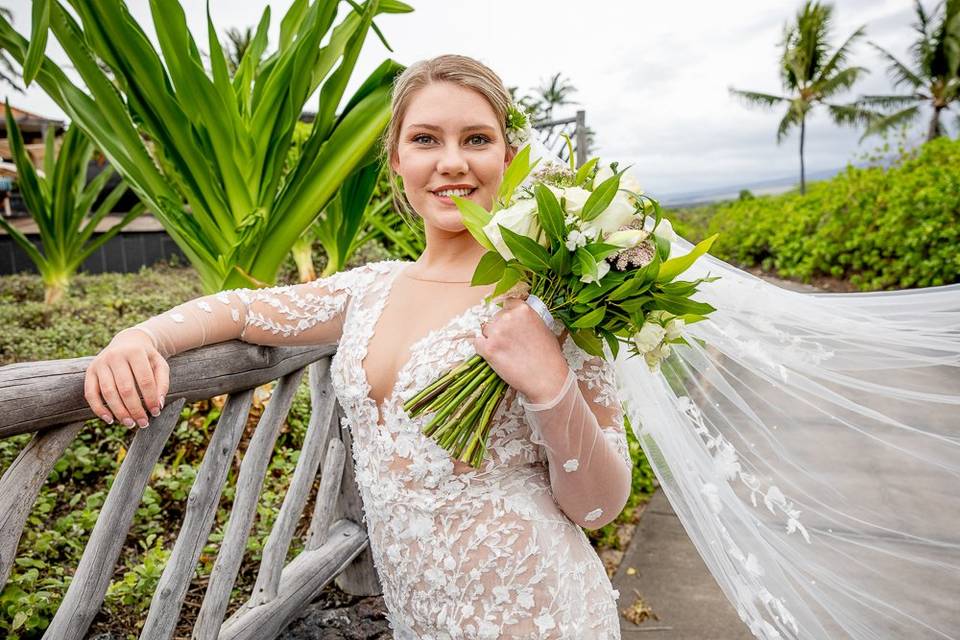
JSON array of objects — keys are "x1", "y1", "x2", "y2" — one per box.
[{"x1": 84, "y1": 54, "x2": 960, "y2": 639}]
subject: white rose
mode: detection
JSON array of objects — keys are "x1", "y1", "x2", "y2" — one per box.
[
  {"x1": 653, "y1": 218, "x2": 677, "y2": 242},
  {"x1": 605, "y1": 229, "x2": 648, "y2": 249},
  {"x1": 482, "y1": 198, "x2": 548, "y2": 261},
  {"x1": 547, "y1": 185, "x2": 591, "y2": 215},
  {"x1": 595, "y1": 164, "x2": 644, "y2": 203},
  {"x1": 580, "y1": 259, "x2": 610, "y2": 284},
  {"x1": 665, "y1": 317, "x2": 686, "y2": 340},
  {"x1": 632, "y1": 321, "x2": 666, "y2": 353}
]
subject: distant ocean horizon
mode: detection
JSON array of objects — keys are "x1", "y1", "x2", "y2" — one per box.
[{"x1": 656, "y1": 162, "x2": 875, "y2": 208}]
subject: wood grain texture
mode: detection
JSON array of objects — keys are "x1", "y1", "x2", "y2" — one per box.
[
  {"x1": 139, "y1": 388, "x2": 256, "y2": 640},
  {"x1": 41, "y1": 398, "x2": 187, "y2": 640}
]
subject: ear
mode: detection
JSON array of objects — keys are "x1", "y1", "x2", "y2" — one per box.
[
  {"x1": 504, "y1": 145, "x2": 516, "y2": 168},
  {"x1": 389, "y1": 150, "x2": 399, "y2": 174}
]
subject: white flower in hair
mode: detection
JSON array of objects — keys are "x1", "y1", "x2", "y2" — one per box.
[{"x1": 505, "y1": 102, "x2": 533, "y2": 148}]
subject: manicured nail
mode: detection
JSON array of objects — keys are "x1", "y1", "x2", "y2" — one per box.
[
  {"x1": 137, "y1": 417, "x2": 149, "y2": 428},
  {"x1": 101, "y1": 414, "x2": 114, "y2": 424},
  {"x1": 122, "y1": 418, "x2": 134, "y2": 427},
  {"x1": 159, "y1": 395, "x2": 165, "y2": 409},
  {"x1": 150, "y1": 406, "x2": 160, "y2": 417}
]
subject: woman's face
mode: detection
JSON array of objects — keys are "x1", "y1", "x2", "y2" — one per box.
[{"x1": 390, "y1": 81, "x2": 514, "y2": 231}]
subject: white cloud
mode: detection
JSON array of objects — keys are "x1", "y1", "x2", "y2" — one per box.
[{"x1": 1, "y1": 0, "x2": 924, "y2": 195}]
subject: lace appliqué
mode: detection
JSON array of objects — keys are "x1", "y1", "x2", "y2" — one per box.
[{"x1": 326, "y1": 260, "x2": 623, "y2": 638}]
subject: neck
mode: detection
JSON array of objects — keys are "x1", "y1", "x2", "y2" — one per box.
[{"x1": 412, "y1": 224, "x2": 488, "y2": 280}]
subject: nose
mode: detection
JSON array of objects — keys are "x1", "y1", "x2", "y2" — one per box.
[{"x1": 436, "y1": 141, "x2": 469, "y2": 176}]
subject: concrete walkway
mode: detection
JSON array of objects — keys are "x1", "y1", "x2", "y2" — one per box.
[{"x1": 612, "y1": 489, "x2": 753, "y2": 639}]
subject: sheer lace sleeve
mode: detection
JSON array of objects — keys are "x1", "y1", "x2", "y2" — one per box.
[
  {"x1": 115, "y1": 265, "x2": 371, "y2": 359},
  {"x1": 518, "y1": 333, "x2": 633, "y2": 530}
]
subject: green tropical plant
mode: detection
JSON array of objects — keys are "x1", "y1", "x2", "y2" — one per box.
[
  {"x1": 858, "y1": 0, "x2": 960, "y2": 142},
  {"x1": 0, "y1": 0, "x2": 411, "y2": 293},
  {"x1": 0, "y1": 100, "x2": 144, "y2": 305},
  {"x1": 729, "y1": 0, "x2": 874, "y2": 194},
  {"x1": 535, "y1": 71, "x2": 580, "y2": 121}
]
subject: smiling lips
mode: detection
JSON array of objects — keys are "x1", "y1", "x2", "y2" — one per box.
[{"x1": 432, "y1": 186, "x2": 477, "y2": 204}]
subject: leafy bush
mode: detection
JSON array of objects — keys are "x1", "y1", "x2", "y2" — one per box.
[{"x1": 669, "y1": 137, "x2": 960, "y2": 291}]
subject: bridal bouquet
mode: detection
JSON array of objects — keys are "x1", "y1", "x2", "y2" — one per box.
[{"x1": 403, "y1": 143, "x2": 720, "y2": 467}]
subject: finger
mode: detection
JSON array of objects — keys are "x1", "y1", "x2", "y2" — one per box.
[
  {"x1": 129, "y1": 350, "x2": 160, "y2": 416},
  {"x1": 501, "y1": 297, "x2": 525, "y2": 310},
  {"x1": 97, "y1": 365, "x2": 137, "y2": 429},
  {"x1": 84, "y1": 369, "x2": 115, "y2": 424},
  {"x1": 150, "y1": 351, "x2": 169, "y2": 409},
  {"x1": 113, "y1": 360, "x2": 151, "y2": 427}
]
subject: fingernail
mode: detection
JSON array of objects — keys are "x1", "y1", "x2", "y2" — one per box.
[
  {"x1": 101, "y1": 414, "x2": 114, "y2": 424},
  {"x1": 150, "y1": 406, "x2": 160, "y2": 417},
  {"x1": 137, "y1": 417, "x2": 149, "y2": 428},
  {"x1": 159, "y1": 395, "x2": 165, "y2": 409},
  {"x1": 122, "y1": 418, "x2": 134, "y2": 428}
]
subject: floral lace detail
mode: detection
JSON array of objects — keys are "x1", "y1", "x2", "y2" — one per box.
[
  {"x1": 561, "y1": 335, "x2": 632, "y2": 468},
  {"x1": 328, "y1": 260, "x2": 623, "y2": 639}
]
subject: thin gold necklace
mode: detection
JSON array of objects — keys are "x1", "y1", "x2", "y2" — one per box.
[{"x1": 402, "y1": 272, "x2": 473, "y2": 283}]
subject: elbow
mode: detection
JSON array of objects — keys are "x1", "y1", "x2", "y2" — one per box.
[{"x1": 573, "y1": 469, "x2": 632, "y2": 532}]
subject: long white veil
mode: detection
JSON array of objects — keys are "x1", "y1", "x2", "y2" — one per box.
[{"x1": 526, "y1": 130, "x2": 960, "y2": 639}]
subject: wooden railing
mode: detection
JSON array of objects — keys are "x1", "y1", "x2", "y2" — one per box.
[{"x1": 0, "y1": 340, "x2": 381, "y2": 639}]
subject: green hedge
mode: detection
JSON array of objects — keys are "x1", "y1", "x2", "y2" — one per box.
[{"x1": 670, "y1": 137, "x2": 960, "y2": 291}]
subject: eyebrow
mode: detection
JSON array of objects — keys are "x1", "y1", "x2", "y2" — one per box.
[{"x1": 407, "y1": 123, "x2": 496, "y2": 132}]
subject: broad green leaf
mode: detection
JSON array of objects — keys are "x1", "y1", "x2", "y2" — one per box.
[
  {"x1": 23, "y1": 0, "x2": 50, "y2": 86},
  {"x1": 452, "y1": 194, "x2": 495, "y2": 252},
  {"x1": 656, "y1": 233, "x2": 719, "y2": 282},
  {"x1": 651, "y1": 292, "x2": 717, "y2": 316},
  {"x1": 533, "y1": 183, "x2": 565, "y2": 248},
  {"x1": 472, "y1": 251, "x2": 506, "y2": 285},
  {"x1": 500, "y1": 225, "x2": 552, "y2": 272},
  {"x1": 497, "y1": 143, "x2": 538, "y2": 206},
  {"x1": 570, "y1": 328, "x2": 605, "y2": 358},
  {"x1": 574, "y1": 157, "x2": 599, "y2": 187},
  {"x1": 492, "y1": 264, "x2": 523, "y2": 297},
  {"x1": 580, "y1": 170, "x2": 622, "y2": 221},
  {"x1": 571, "y1": 306, "x2": 606, "y2": 328}
]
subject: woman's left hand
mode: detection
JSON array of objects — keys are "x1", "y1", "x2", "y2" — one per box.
[{"x1": 472, "y1": 297, "x2": 570, "y2": 404}]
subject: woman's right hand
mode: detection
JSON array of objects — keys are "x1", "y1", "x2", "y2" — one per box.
[{"x1": 84, "y1": 328, "x2": 170, "y2": 429}]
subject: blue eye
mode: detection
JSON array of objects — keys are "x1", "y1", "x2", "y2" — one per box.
[
  {"x1": 413, "y1": 134, "x2": 434, "y2": 144},
  {"x1": 468, "y1": 134, "x2": 491, "y2": 145}
]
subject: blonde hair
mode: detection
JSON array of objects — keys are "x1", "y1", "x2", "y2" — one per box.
[{"x1": 379, "y1": 54, "x2": 514, "y2": 227}]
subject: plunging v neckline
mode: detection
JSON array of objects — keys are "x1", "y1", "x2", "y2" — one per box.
[{"x1": 359, "y1": 261, "x2": 497, "y2": 429}]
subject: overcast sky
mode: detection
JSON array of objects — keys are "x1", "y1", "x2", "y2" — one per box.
[{"x1": 3, "y1": 0, "x2": 926, "y2": 195}]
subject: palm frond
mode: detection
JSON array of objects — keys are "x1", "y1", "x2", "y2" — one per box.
[
  {"x1": 728, "y1": 87, "x2": 788, "y2": 108},
  {"x1": 818, "y1": 25, "x2": 867, "y2": 82},
  {"x1": 859, "y1": 105, "x2": 922, "y2": 141},
  {"x1": 825, "y1": 102, "x2": 878, "y2": 127},
  {"x1": 868, "y1": 41, "x2": 925, "y2": 89},
  {"x1": 856, "y1": 93, "x2": 925, "y2": 109},
  {"x1": 817, "y1": 65, "x2": 869, "y2": 99},
  {"x1": 776, "y1": 101, "x2": 806, "y2": 143}
]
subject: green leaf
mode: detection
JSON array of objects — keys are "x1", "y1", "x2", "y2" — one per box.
[
  {"x1": 23, "y1": 0, "x2": 51, "y2": 86},
  {"x1": 574, "y1": 157, "x2": 599, "y2": 186},
  {"x1": 492, "y1": 264, "x2": 523, "y2": 297},
  {"x1": 451, "y1": 194, "x2": 495, "y2": 251},
  {"x1": 497, "y1": 143, "x2": 538, "y2": 206},
  {"x1": 656, "y1": 233, "x2": 719, "y2": 283},
  {"x1": 534, "y1": 183, "x2": 565, "y2": 248},
  {"x1": 571, "y1": 306, "x2": 606, "y2": 328},
  {"x1": 601, "y1": 329, "x2": 620, "y2": 359},
  {"x1": 580, "y1": 170, "x2": 622, "y2": 221},
  {"x1": 570, "y1": 328, "x2": 605, "y2": 358},
  {"x1": 574, "y1": 246, "x2": 598, "y2": 280},
  {"x1": 549, "y1": 243, "x2": 572, "y2": 275},
  {"x1": 651, "y1": 292, "x2": 717, "y2": 316},
  {"x1": 500, "y1": 224, "x2": 552, "y2": 272},
  {"x1": 472, "y1": 251, "x2": 506, "y2": 285}
]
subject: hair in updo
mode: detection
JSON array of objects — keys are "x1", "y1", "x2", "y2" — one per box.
[{"x1": 380, "y1": 54, "x2": 513, "y2": 227}]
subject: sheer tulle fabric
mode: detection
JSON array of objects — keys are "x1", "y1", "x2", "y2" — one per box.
[{"x1": 612, "y1": 238, "x2": 960, "y2": 639}]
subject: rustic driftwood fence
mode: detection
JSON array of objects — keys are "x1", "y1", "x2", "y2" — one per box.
[{"x1": 0, "y1": 340, "x2": 381, "y2": 639}]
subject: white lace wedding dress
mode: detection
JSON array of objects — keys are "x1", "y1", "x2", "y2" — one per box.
[{"x1": 122, "y1": 258, "x2": 634, "y2": 639}]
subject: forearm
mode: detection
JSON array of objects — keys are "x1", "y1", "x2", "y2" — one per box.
[{"x1": 520, "y1": 366, "x2": 632, "y2": 530}]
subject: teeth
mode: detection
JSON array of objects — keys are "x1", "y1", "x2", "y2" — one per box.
[{"x1": 435, "y1": 188, "x2": 473, "y2": 197}]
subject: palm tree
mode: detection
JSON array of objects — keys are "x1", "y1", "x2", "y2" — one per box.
[
  {"x1": 535, "y1": 72, "x2": 579, "y2": 121},
  {"x1": 858, "y1": 0, "x2": 960, "y2": 142},
  {"x1": 729, "y1": 1, "x2": 873, "y2": 194}
]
